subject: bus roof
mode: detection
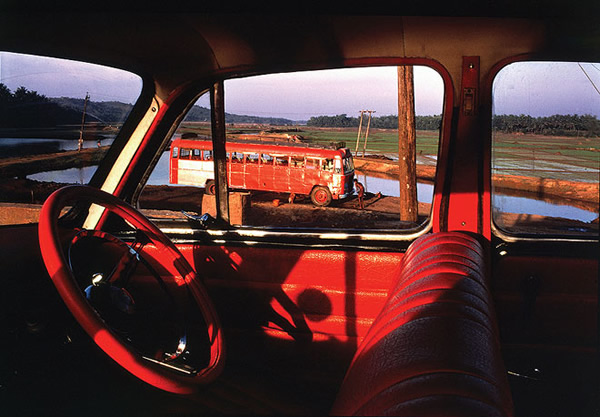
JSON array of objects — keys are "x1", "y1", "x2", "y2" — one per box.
[{"x1": 172, "y1": 137, "x2": 352, "y2": 158}]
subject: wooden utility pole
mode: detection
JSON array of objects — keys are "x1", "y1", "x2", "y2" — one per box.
[
  {"x1": 397, "y1": 66, "x2": 418, "y2": 222},
  {"x1": 78, "y1": 92, "x2": 89, "y2": 152},
  {"x1": 210, "y1": 81, "x2": 230, "y2": 224},
  {"x1": 362, "y1": 110, "x2": 374, "y2": 157},
  {"x1": 355, "y1": 110, "x2": 365, "y2": 154}
]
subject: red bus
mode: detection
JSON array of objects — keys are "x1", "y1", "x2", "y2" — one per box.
[{"x1": 169, "y1": 137, "x2": 355, "y2": 206}]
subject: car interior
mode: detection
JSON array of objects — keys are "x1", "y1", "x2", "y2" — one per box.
[{"x1": 0, "y1": 4, "x2": 598, "y2": 416}]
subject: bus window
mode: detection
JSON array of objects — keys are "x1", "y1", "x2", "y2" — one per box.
[
  {"x1": 261, "y1": 154, "x2": 273, "y2": 165},
  {"x1": 246, "y1": 153, "x2": 260, "y2": 164},
  {"x1": 180, "y1": 148, "x2": 191, "y2": 159},
  {"x1": 334, "y1": 159, "x2": 342, "y2": 174},
  {"x1": 203, "y1": 150, "x2": 213, "y2": 160},
  {"x1": 192, "y1": 149, "x2": 202, "y2": 160},
  {"x1": 226, "y1": 152, "x2": 231, "y2": 162},
  {"x1": 172, "y1": 147, "x2": 179, "y2": 158},
  {"x1": 291, "y1": 156, "x2": 305, "y2": 168},
  {"x1": 231, "y1": 152, "x2": 244, "y2": 163},
  {"x1": 306, "y1": 158, "x2": 319, "y2": 170},
  {"x1": 275, "y1": 156, "x2": 289, "y2": 166},
  {"x1": 323, "y1": 159, "x2": 334, "y2": 172}
]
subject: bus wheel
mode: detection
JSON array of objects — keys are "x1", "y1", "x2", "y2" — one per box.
[
  {"x1": 311, "y1": 186, "x2": 332, "y2": 207},
  {"x1": 205, "y1": 180, "x2": 216, "y2": 195}
]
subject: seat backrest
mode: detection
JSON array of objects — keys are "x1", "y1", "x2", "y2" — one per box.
[{"x1": 331, "y1": 232, "x2": 513, "y2": 416}]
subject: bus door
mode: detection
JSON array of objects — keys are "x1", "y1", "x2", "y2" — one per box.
[
  {"x1": 259, "y1": 153, "x2": 274, "y2": 190},
  {"x1": 305, "y1": 157, "x2": 321, "y2": 190},
  {"x1": 273, "y1": 155, "x2": 290, "y2": 192},
  {"x1": 244, "y1": 153, "x2": 260, "y2": 190},
  {"x1": 229, "y1": 151, "x2": 245, "y2": 188},
  {"x1": 290, "y1": 155, "x2": 307, "y2": 194}
]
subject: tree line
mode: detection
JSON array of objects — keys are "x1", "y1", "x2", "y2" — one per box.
[
  {"x1": 0, "y1": 83, "x2": 85, "y2": 128},
  {"x1": 492, "y1": 114, "x2": 600, "y2": 137},
  {"x1": 0, "y1": 83, "x2": 134, "y2": 128},
  {"x1": 307, "y1": 112, "x2": 600, "y2": 136},
  {"x1": 307, "y1": 114, "x2": 442, "y2": 130}
]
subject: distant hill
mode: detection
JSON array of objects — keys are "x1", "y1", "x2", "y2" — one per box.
[
  {"x1": 51, "y1": 97, "x2": 300, "y2": 126},
  {"x1": 50, "y1": 97, "x2": 133, "y2": 124}
]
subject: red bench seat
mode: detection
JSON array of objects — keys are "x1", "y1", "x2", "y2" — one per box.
[{"x1": 331, "y1": 232, "x2": 513, "y2": 416}]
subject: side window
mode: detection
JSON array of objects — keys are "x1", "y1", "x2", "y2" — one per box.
[
  {"x1": 0, "y1": 51, "x2": 142, "y2": 225},
  {"x1": 274, "y1": 156, "x2": 289, "y2": 166},
  {"x1": 180, "y1": 148, "x2": 191, "y2": 159},
  {"x1": 323, "y1": 159, "x2": 334, "y2": 172},
  {"x1": 492, "y1": 62, "x2": 599, "y2": 236},
  {"x1": 261, "y1": 154, "x2": 273, "y2": 165},
  {"x1": 231, "y1": 152, "x2": 244, "y2": 163},
  {"x1": 291, "y1": 156, "x2": 305, "y2": 168},
  {"x1": 306, "y1": 158, "x2": 319, "y2": 170},
  {"x1": 139, "y1": 66, "x2": 445, "y2": 230},
  {"x1": 191, "y1": 149, "x2": 202, "y2": 160}
]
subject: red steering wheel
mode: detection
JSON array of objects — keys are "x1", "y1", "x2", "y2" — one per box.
[{"x1": 38, "y1": 185, "x2": 225, "y2": 394}]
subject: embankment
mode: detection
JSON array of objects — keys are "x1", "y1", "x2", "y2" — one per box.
[
  {"x1": 354, "y1": 157, "x2": 599, "y2": 210},
  {"x1": 0, "y1": 146, "x2": 109, "y2": 178}
]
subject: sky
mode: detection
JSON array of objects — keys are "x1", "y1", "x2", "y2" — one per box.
[
  {"x1": 0, "y1": 52, "x2": 143, "y2": 104},
  {"x1": 493, "y1": 61, "x2": 600, "y2": 117},
  {"x1": 223, "y1": 66, "x2": 445, "y2": 120},
  {"x1": 1, "y1": 52, "x2": 599, "y2": 120}
]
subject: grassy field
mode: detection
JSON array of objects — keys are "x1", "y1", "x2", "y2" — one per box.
[{"x1": 179, "y1": 122, "x2": 440, "y2": 156}]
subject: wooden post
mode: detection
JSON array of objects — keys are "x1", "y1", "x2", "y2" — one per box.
[
  {"x1": 78, "y1": 92, "x2": 89, "y2": 152},
  {"x1": 362, "y1": 110, "x2": 374, "y2": 157},
  {"x1": 355, "y1": 110, "x2": 365, "y2": 155},
  {"x1": 210, "y1": 81, "x2": 230, "y2": 224},
  {"x1": 397, "y1": 66, "x2": 418, "y2": 222}
]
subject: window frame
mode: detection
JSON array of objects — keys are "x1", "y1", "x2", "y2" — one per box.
[{"x1": 132, "y1": 59, "x2": 454, "y2": 247}]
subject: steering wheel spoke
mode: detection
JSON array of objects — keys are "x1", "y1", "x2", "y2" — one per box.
[{"x1": 39, "y1": 185, "x2": 225, "y2": 394}]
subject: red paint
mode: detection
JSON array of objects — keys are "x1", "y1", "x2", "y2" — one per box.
[
  {"x1": 169, "y1": 145, "x2": 178, "y2": 184},
  {"x1": 38, "y1": 185, "x2": 225, "y2": 394},
  {"x1": 170, "y1": 138, "x2": 354, "y2": 203},
  {"x1": 447, "y1": 57, "x2": 482, "y2": 233},
  {"x1": 177, "y1": 244, "x2": 403, "y2": 340}
]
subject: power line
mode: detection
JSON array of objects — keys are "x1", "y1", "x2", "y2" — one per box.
[{"x1": 578, "y1": 63, "x2": 600, "y2": 96}]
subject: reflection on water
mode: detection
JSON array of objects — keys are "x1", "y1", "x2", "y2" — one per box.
[
  {"x1": 0, "y1": 138, "x2": 110, "y2": 156},
  {"x1": 1, "y1": 138, "x2": 114, "y2": 184},
  {"x1": 493, "y1": 194, "x2": 597, "y2": 223},
  {"x1": 28, "y1": 166, "x2": 96, "y2": 184},
  {"x1": 354, "y1": 173, "x2": 433, "y2": 204}
]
